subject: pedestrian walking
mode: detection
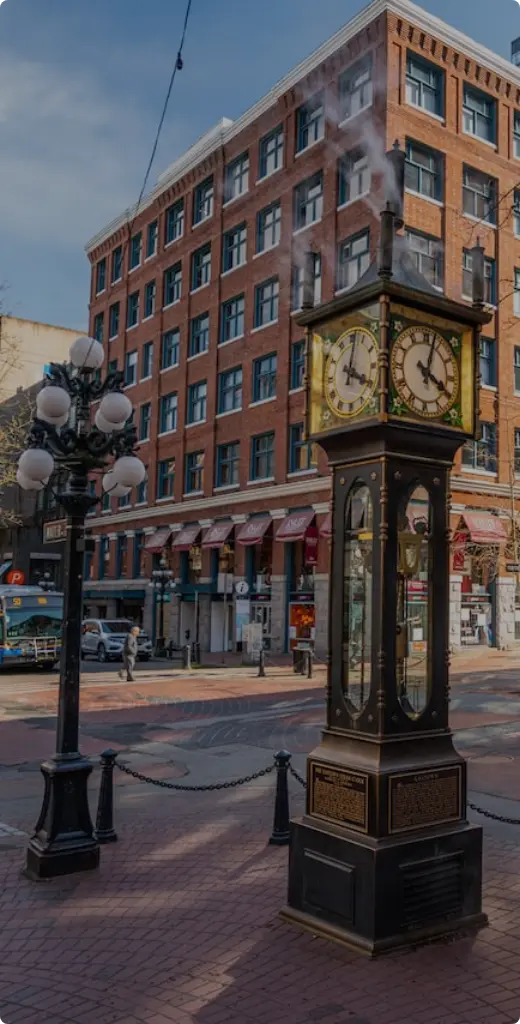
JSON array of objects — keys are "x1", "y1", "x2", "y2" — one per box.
[{"x1": 119, "y1": 625, "x2": 139, "y2": 682}]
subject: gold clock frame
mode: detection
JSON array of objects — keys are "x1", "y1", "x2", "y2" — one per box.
[
  {"x1": 390, "y1": 324, "x2": 460, "y2": 421},
  {"x1": 324, "y1": 325, "x2": 379, "y2": 421}
]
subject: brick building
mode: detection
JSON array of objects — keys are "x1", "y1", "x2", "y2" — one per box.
[{"x1": 84, "y1": 0, "x2": 520, "y2": 653}]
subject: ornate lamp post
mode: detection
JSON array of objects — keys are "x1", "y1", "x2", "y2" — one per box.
[
  {"x1": 17, "y1": 335, "x2": 145, "y2": 879},
  {"x1": 149, "y1": 557, "x2": 175, "y2": 656}
]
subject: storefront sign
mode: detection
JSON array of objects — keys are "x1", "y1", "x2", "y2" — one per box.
[
  {"x1": 43, "y1": 519, "x2": 67, "y2": 544},
  {"x1": 6, "y1": 570, "x2": 25, "y2": 585},
  {"x1": 506, "y1": 563, "x2": 520, "y2": 573},
  {"x1": 304, "y1": 527, "x2": 319, "y2": 566},
  {"x1": 234, "y1": 580, "x2": 250, "y2": 597}
]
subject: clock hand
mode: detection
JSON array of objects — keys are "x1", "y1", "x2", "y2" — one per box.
[
  {"x1": 426, "y1": 333, "x2": 436, "y2": 372},
  {"x1": 417, "y1": 361, "x2": 445, "y2": 391},
  {"x1": 428, "y1": 372, "x2": 445, "y2": 392},
  {"x1": 344, "y1": 335, "x2": 358, "y2": 385},
  {"x1": 349, "y1": 367, "x2": 367, "y2": 385}
]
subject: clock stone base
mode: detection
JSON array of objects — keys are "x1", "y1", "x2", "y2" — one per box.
[{"x1": 282, "y1": 815, "x2": 486, "y2": 957}]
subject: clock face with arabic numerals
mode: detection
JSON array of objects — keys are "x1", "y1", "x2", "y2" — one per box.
[
  {"x1": 324, "y1": 327, "x2": 378, "y2": 420},
  {"x1": 391, "y1": 325, "x2": 460, "y2": 420}
]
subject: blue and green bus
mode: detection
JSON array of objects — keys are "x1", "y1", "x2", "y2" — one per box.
[{"x1": 0, "y1": 586, "x2": 64, "y2": 669}]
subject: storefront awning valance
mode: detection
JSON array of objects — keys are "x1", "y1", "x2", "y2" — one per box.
[
  {"x1": 276, "y1": 509, "x2": 315, "y2": 542},
  {"x1": 461, "y1": 513, "x2": 507, "y2": 545},
  {"x1": 145, "y1": 528, "x2": 172, "y2": 553},
  {"x1": 202, "y1": 521, "x2": 234, "y2": 549},
  {"x1": 236, "y1": 517, "x2": 271, "y2": 546},
  {"x1": 320, "y1": 513, "x2": 332, "y2": 538},
  {"x1": 172, "y1": 524, "x2": 201, "y2": 551}
]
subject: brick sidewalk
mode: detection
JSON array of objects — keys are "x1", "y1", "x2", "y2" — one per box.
[{"x1": 0, "y1": 780, "x2": 520, "y2": 1024}]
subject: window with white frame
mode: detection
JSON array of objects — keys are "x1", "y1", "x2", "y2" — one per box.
[
  {"x1": 515, "y1": 346, "x2": 520, "y2": 391},
  {"x1": 406, "y1": 52, "x2": 444, "y2": 116},
  {"x1": 296, "y1": 94, "x2": 324, "y2": 152},
  {"x1": 515, "y1": 427, "x2": 520, "y2": 475},
  {"x1": 294, "y1": 172, "x2": 323, "y2": 230},
  {"x1": 405, "y1": 139, "x2": 443, "y2": 201},
  {"x1": 251, "y1": 432, "x2": 275, "y2": 480},
  {"x1": 163, "y1": 262, "x2": 182, "y2": 306},
  {"x1": 189, "y1": 313, "x2": 209, "y2": 357},
  {"x1": 462, "y1": 250, "x2": 496, "y2": 304},
  {"x1": 191, "y1": 243, "x2": 212, "y2": 290},
  {"x1": 165, "y1": 199, "x2": 184, "y2": 243},
  {"x1": 259, "y1": 126, "x2": 283, "y2": 178},
  {"x1": 159, "y1": 392, "x2": 178, "y2": 434},
  {"x1": 515, "y1": 190, "x2": 520, "y2": 237},
  {"x1": 193, "y1": 176, "x2": 214, "y2": 225},
  {"x1": 479, "y1": 338, "x2": 496, "y2": 387},
  {"x1": 254, "y1": 278, "x2": 279, "y2": 327},
  {"x1": 339, "y1": 56, "x2": 373, "y2": 121},
  {"x1": 130, "y1": 232, "x2": 142, "y2": 269},
  {"x1": 185, "y1": 451, "x2": 204, "y2": 493},
  {"x1": 515, "y1": 270, "x2": 520, "y2": 318},
  {"x1": 462, "y1": 166, "x2": 496, "y2": 223},
  {"x1": 462, "y1": 422, "x2": 497, "y2": 472},
  {"x1": 225, "y1": 152, "x2": 249, "y2": 202},
  {"x1": 337, "y1": 230, "x2": 370, "y2": 291},
  {"x1": 257, "y1": 202, "x2": 281, "y2": 252},
  {"x1": 187, "y1": 381, "x2": 207, "y2": 424},
  {"x1": 514, "y1": 112, "x2": 520, "y2": 160},
  {"x1": 338, "y1": 150, "x2": 370, "y2": 206},
  {"x1": 223, "y1": 224, "x2": 247, "y2": 272},
  {"x1": 292, "y1": 254, "x2": 322, "y2": 310},
  {"x1": 405, "y1": 229, "x2": 442, "y2": 290},
  {"x1": 463, "y1": 84, "x2": 496, "y2": 144},
  {"x1": 220, "y1": 294, "x2": 245, "y2": 342},
  {"x1": 252, "y1": 353, "x2": 277, "y2": 402},
  {"x1": 161, "y1": 329, "x2": 180, "y2": 369}
]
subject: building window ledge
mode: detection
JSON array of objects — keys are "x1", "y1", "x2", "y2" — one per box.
[
  {"x1": 219, "y1": 335, "x2": 244, "y2": 347},
  {"x1": 251, "y1": 320, "x2": 278, "y2": 335},
  {"x1": 214, "y1": 484, "x2": 240, "y2": 492},
  {"x1": 255, "y1": 166, "x2": 283, "y2": 185},
  {"x1": 404, "y1": 187, "x2": 444, "y2": 209},
  {"x1": 160, "y1": 365, "x2": 180, "y2": 374},
  {"x1": 162, "y1": 299, "x2": 181, "y2": 311},
  {"x1": 463, "y1": 213, "x2": 496, "y2": 230},
  {"x1": 249, "y1": 396, "x2": 276, "y2": 408},
  {"x1": 295, "y1": 136, "x2": 324, "y2": 159},
  {"x1": 216, "y1": 408, "x2": 241, "y2": 419},
  {"x1": 253, "y1": 242, "x2": 280, "y2": 260},
  {"x1": 462, "y1": 129, "x2": 497, "y2": 150},
  {"x1": 247, "y1": 477, "x2": 275, "y2": 486},
  {"x1": 405, "y1": 101, "x2": 445, "y2": 125},
  {"x1": 165, "y1": 234, "x2": 184, "y2": 249},
  {"x1": 337, "y1": 103, "x2": 373, "y2": 130},
  {"x1": 293, "y1": 218, "x2": 322, "y2": 237},
  {"x1": 223, "y1": 191, "x2": 248, "y2": 209},
  {"x1": 187, "y1": 350, "x2": 208, "y2": 362},
  {"x1": 156, "y1": 496, "x2": 174, "y2": 504},
  {"x1": 337, "y1": 192, "x2": 370, "y2": 212},
  {"x1": 221, "y1": 264, "x2": 246, "y2": 278},
  {"x1": 287, "y1": 468, "x2": 318, "y2": 478},
  {"x1": 157, "y1": 429, "x2": 177, "y2": 439},
  {"x1": 183, "y1": 491, "x2": 204, "y2": 499}
]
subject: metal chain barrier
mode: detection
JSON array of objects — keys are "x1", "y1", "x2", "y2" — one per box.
[
  {"x1": 115, "y1": 760, "x2": 274, "y2": 792},
  {"x1": 467, "y1": 800, "x2": 520, "y2": 825},
  {"x1": 289, "y1": 763, "x2": 307, "y2": 788}
]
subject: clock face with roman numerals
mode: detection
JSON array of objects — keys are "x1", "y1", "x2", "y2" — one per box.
[
  {"x1": 391, "y1": 326, "x2": 460, "y2": 419},
  {"x1": 324, "y1": 327, "x2": 378, "y2": 420}
]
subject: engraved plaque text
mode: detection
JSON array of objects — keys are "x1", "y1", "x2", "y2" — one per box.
[
  {"x1": 309, "y1": 762, "x2": 368, "y2": 832},
  {"x1": 389, "y1": 765, "x2": 462, "y2": 834}
]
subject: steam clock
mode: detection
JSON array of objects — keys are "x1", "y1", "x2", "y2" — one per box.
[{"x1": 282, "y1": 144, "x2": 491, "y2": 955}]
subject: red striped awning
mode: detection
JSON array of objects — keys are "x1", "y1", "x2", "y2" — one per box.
[
  {"x1": 320, "y1": 513, "x2": 332, "y2": 538},
  {"x1": 202, "y1": 521, "x2": 234, "y2": 549},
  {"x1": 236, "y1": 517, "x2": 272, "y2": 546},
  {"x1": 172, "y1": 524, "x2": 201, "y2": 551},
  {"x1": 275, "y1": 509, "x2": 315, "y2": 542},
  {"x1": 461, "y1": 513, "x2": 507, "y2": 545},
  {"x1": 145, "y1": 527, "x2": 172, "y2": 553}
]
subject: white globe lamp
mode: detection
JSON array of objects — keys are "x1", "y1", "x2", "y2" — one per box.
[
  {"x1": 16, "y1": 468, "x2": 48, "y2": 492},
  {"x1": 111, "y1": 455, "x2": 146, "y2": 488},
  {"x1": 99, "y1": 392, "x2": 132, "y2": 425},
  {"x1": 36, "y1": 386, "x2": 71, "y2": 423},
  {"x1": 69, "y1": 336, "x2": 104, "y2": 371},
  {"x1": 18, "y1": 448, "x2": 54, "y2": 483},
  {"x1": 94, "y1": 409, "x2": 126, "y2": 434},
  {"x1": 102, "y1": 472, "x2": 131, "y2": 498}
]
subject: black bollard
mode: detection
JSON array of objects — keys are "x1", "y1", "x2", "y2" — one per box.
[
  {"x1": 258, "y1": 648, "x2": 266, "y2": 677},
  {"x1": 269, "y1": 750, "x2": 291, "y2": 846},
  {"x1": 95, "y1": 749, "x2": 118, "y2": 844},
  {"x1": 307, "y1": 649, "x2": 313, "y2": 678}
]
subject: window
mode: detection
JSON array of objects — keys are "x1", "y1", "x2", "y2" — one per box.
[
  {"x1": 514, "y1": 112, "x2": 520, "y2": 160},
  {"x1": 257, "y1": 201, "x2": 281, "y2": 252},
  {"x1": 254, "y1": 278, "x2": 279, "y2": 328},
  {"x1": 116, "y1": 535, "x2": 128, "y2": 576},
  {"x1": 296, "y1": 94, "x2": 324, "y2": 152},
  {"x1": 251, "y1": 432, "x2": 275, "y2": 480},
  {"x1": 130, "y1": 231, "x2": 142, "y2": 269},
  {"x1": 108, "y1": 302, "x2": 120, "y2": 339},
  {"x1": 95, "y1": 258, "x2": 106, "y2": 294},
  {"x1": 101, "y1": 491, "x2": 111, "y2": 513},
  {"x1": 515, "y1": 270, "x2": 520, "y2": 318},
  {"x1": 187, "y1": 381, "x2": 207, "y2": 424},
  {"x1": 142, "y1": 341, "x2": 153, "y2": 379},
  {"x1": 462, "y1": 422, "x2": 497, "y2": 472},
  {"x1": 127, "y1": 291, "x2": 139, "y2": 328},
  {"x1": 292, "y1": 254, "x2": 322, "y2": 310},
  {"x1": 99, "y1": 536, "x2": 110, "y2": 579},
  {"x1": 259, "y1": 126, "x2": 283, "y2": 178},
  {"x1": 225, "y1": 152, "x2": 249, "y2": 202},
  {"x1": 462, "y1": 250, "x2": 496, "y2": 304},
  {"x1": 337, "y1": 230, "x2": 370, "y2": 291},
  {"x1": 221, "y1": 294, "x2": 245, "y2": 342},
  {"x1": 165, "y1": 199, "x2": 184, "y2": 244},
  {"x1": 125, "y1": 350, "x2": 137, "y2": 387},
  {"x1": 164, "y1": 262, "x2": 182, "y2": 306},
  {"x1": 291, "y1": 340, "x2": 305, "y2": 390},
  {"x1": 480, "y1": 338, "x2": 496, "y2": 387},
  {"x1": 405, "y1": 139, "x2": 443, "y2": 201},
  {"x1": 216, "y1": 442, "x2": 240, "y2": 487},
  {"x1": 134, "y1": 531, "x2": 146, "y2": 577},
  {"x1": 161, "y1": 328, "x2": 180, "y2": 369},
  {"x1": 463, "y1": 84, "x2": 496, "y2": 144},
  {"x1": 108, "y1": 358, "x2": 118, "y2": 374},
  {"x1": 157, "y1": 458, "x2": 175, "y2": 499},
  {"x1": 223, "y1": 223, "x2": 247, "y2": 272},
  {"x1": 253, "y1": 353, "x2": 277, "y2": 402},
  {"x1": 339, "y1": 56, "x2": 373, "y2": 121},
  {"x1": 146, "y1": 220, "x2": 158, "y2": 259},
  {"x1": 111, "y1": 245, "x2": 123, "y2": 284},
  {"x1": 406, "y1": 52, "x2": 444, "y2": 116},
  {"x1": 515, "y1": 347, "x2": 520, "y2": 392},
  {"x1": 462, "y1": 167, "x2": 496, "y2": 223},
  {"x1": 405, "y1": 229, "x2": 442, "y2": 289},
  {"x1": 289, "y1": 423, "x2": 315, "y2": 473},
  {"x1": 144, "y1": 280, "x2": 156, "y2": 318},
  {"x1": 191, "y1": 243, "x2": 211, "y2": 290},
  {"x1": 218, "y1": 366, "x2": 242, "y2": 413},
  {"x1": 294, "y1": 172, "x2": 323, "y2": 230},
  {"x1": 338, "y1": 150, "x2": 370, "y2": 206},
  {"x1": 136, "y1": 473, "x2": 148, "y2": 504},
  {"x1": 515, "y1": 190, "x2": 520, "y2": 237},
  {"x1": 119, "y1": 491, "x2": 131, "y2": 509},
  {"x1": 185, "y1": 451, "x2": 204, "y2": 493},
  {"x1": 139, "y1": 402, "x2": 152, "y2": 440},
  {"x1": 159, "y1": 392, "x2": 178, "y2": 434},
  {"x1": 189, "y1": 313, "x2": 209, "y2": 357},
  {"x1": 193, "y1": 176, "x2": 214, "y2": 224},
  {"x1": 93, "y1": 312, "x2": 104, "y2": 343},
  {"x1": 515, "y1": 429, "x2": 520, "y2": 476}
]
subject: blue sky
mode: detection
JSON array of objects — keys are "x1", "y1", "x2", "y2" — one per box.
[{"x1": 0, "y1": 0, "x2": 519, "y2": 330}]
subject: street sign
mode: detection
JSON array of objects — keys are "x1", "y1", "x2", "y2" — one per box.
[
  {"x1": 234, "y1": 580, "x2": 250, "y2": 596},
  {"x1": 506, "y1": 562, "x2": 520, "y2": 573},
  {"x1": 6, "y1": 570, "x2": 25, "y2": 585},
  {"x1": 43, "y1": 519, "x2": 67, "y2": 543}
]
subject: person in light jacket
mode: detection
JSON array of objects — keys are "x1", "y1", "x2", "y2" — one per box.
[{"x1": 119, "y1": 625, "x2": 139, "y2": 682}]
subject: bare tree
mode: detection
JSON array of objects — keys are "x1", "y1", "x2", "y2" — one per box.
[{"x1": 0, "y1": 299, "x2": 35, "y2": 528}]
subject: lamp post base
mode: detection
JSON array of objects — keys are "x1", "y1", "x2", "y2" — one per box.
[{"x1": 25, "y1": 756, "x2": 100, "y2": 880}]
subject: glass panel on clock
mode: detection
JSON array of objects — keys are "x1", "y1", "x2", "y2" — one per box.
[
  {"x1": 342, "y1": 481, "x2": 372, "y2": 713},
  {"x1": 397, "y1": 485, "x2": 431, "y2": 718}
]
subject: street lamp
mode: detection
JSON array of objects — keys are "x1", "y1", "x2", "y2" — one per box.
[
  {"x1": 149, "y1": 557, "x2": 175, "y2": 656},
  {"x1": 17, "y1": 335, "x2": 145, "y2": 879}
]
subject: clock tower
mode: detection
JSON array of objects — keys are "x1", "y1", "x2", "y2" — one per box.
[{"x1": 281, "y1": 143, "x2": 491, "y2": 956}]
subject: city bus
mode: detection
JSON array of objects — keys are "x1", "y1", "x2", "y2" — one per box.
[{"x1": 0, "y1": 585, "x2": 64, "y2": 669}]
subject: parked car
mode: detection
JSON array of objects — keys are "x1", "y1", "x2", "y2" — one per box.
[{"x1": 81, "y1": 619, "x2": 152, "y2": 662}]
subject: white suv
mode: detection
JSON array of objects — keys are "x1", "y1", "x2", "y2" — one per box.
[{"x1": 81, "y1": 619, "x2": 153, "y2": 663}]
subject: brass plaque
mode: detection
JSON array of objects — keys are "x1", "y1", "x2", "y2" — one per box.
[
  {"x1": 309, "y1": 762, "x2": 368, "y2": 833},
  {"x1": 389, "y1": 765, "x2": 462, "y2": 834}
]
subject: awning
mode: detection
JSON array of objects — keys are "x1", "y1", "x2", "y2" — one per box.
[
  {"x1": 461, "y1": 513, "x2": 507, "y2": 545},
  {"x1": 0, "y1": 561, "x2": 12, "y2": 580},
  {"x1": 320, "y1": 513, "x2": 332, "y2": 538},
  {"x1": 202, "y1": 521, "x2": 234, "y2": 549},
  {"x1": 172, "y1": 524, "x2": 201, "y2": 551},
  {"x1": 276, "y1": 509, "x2": 315, "y2": 542},
  {"x1": 145, "y1": 528, "x2": 172, "y2": 553},
  {"x1": 236, "y1": 517, "x2": 272, "y2": 546}
]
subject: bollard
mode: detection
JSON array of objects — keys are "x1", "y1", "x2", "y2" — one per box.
[
  {"x1": 184, "y1": 643, "x2": 192, "y2": 670},
  {"x1": 167, "y1": 640, "x2": 174, "y2": 660},
  {"x1": 95, "y1": 749, "x2": 118, "y2": 844},
  {"x1": 269, "y1": 750, "x2": 291, "y2": 845},
  {"x1": 307, "y1": 649, "x2": 313, "y2": 679},
  {"x1": 300, "y1": 650, "x2": 306, "y2": 676},
  {"x1": 258, "y1": 648, "x2": 266, "y2": 678}
]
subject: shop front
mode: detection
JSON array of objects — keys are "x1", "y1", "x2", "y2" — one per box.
[
  {"x1": 236, "y1": 516, "x2": 273, "y2": 649},
  {"x1": 173, "y1": 524, "x2": 202, "y2": 645},
  {"x1": 202, "y1": 521, "x2": 235, "y2": 653},
  {"x1": 275, "y1": 509, "x2": 317, "y2": 651},
  {"x1": 452, "y1": 512, "x2": 507, "y2": 647}
]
